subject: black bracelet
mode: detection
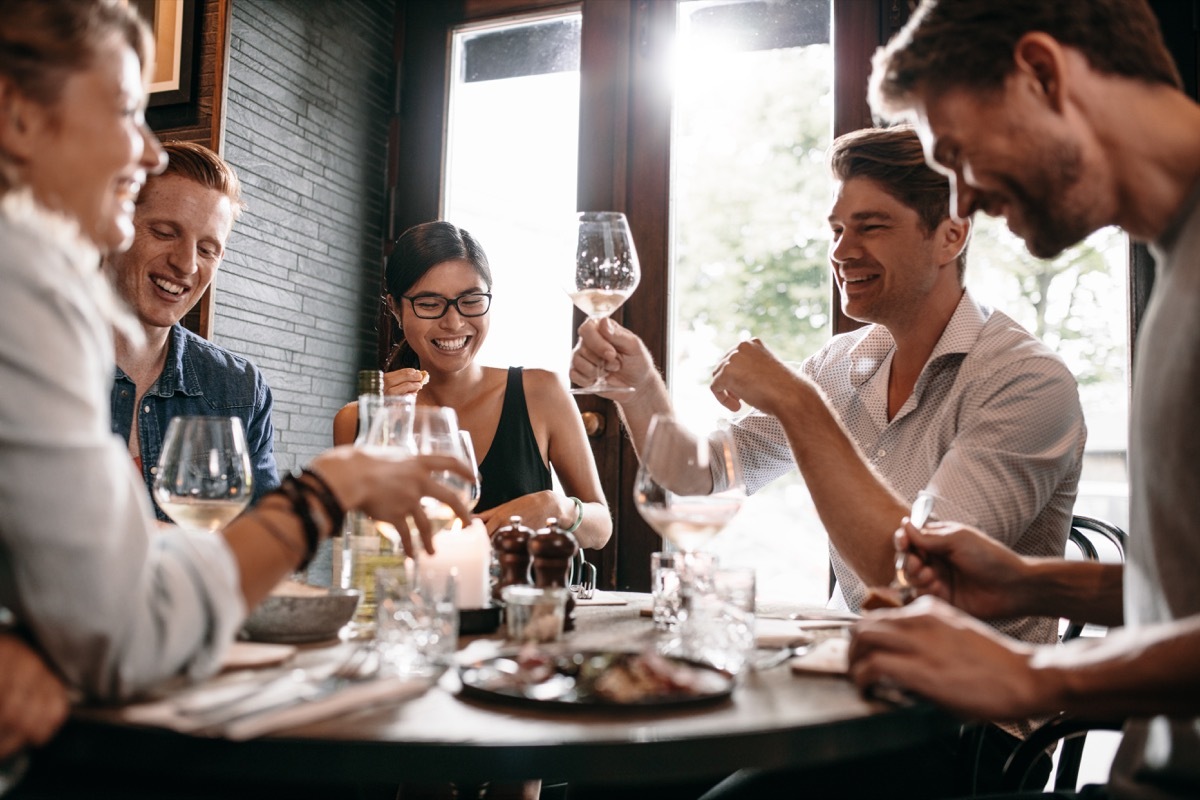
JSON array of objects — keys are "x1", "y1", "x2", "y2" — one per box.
[
  {"x1": 298, "y1": 467, "x2": 346, "y2": 536},
  {"x1": 275, "y1": 475, "x2": 319, "y2": 571}
]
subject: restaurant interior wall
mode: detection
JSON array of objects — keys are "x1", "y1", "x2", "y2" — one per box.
[{"x1": 217, "y1": 0, "x2": 396, "y2": 471}]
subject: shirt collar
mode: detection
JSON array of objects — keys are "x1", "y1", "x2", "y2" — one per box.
[
  {"x1": 845, "y1": 289, "x2": 990, "y2": 389},
  {"x1": 148, "y1": 324, "x2": 205, "y2": 398}
]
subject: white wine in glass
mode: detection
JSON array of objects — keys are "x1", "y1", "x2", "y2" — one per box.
[
  {"x1": 565, "y1": 211, "x2": 641, "y2": 395},
  {"x1": 153, "y1": 416, "x2": 252, "y2": 531},
  {"x1": 411, "y1": 406, "x2": 475, "y2": 535},
  {"x1": 634, "y1": 415, "x2": 745, "y2": 555}
]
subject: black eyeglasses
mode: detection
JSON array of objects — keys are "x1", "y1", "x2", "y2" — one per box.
[{"x1": 402, "y1": 292, "x2": 492, "y2": 320}]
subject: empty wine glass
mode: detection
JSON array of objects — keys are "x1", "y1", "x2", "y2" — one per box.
[
  {"x1": 153, "y1": 416, "x2": 252, "y2": 531},
  {"x1": 564, "y1": 211, "x2": 641, "y2": 394}
]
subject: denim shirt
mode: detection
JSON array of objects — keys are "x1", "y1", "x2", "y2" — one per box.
[{"x1": 111, "y1": 323, "x2": 279, "y2": 520}]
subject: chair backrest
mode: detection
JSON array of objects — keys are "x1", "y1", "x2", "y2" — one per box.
[
  {"x1": 1006, "y1": 514, "x2": 1128, "y2": 792},
  {"x1": 1061, "y1": 515, "x2": 1127, "y2": 642}
]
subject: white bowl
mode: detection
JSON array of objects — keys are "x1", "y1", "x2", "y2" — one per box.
[{"x1": 241, "y1": 590, "x2": 361, "y2": 644}]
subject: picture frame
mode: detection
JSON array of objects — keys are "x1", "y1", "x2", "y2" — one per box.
[{"x1": 134, "y1": 0, "x2": 197, "y2": 107}]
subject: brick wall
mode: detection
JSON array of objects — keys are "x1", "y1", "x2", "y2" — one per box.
[{"x1": 216, "y1": 0, "x2": 395, "y2": 470}]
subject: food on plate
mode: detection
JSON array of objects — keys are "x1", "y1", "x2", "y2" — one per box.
[
  {"x1": 463, "y1": 649, "x2": 732, "y2": 705},
  {"x1": 860, "y1": 585, "x2": 909, "y2": 610}
]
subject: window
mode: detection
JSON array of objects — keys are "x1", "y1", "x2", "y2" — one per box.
[
  {"x1": 444, "y1": 11, "x2": 582, "y2": 374},
  {"x1": 669, "y1": 0, "x2": 833, "y2": 601}
]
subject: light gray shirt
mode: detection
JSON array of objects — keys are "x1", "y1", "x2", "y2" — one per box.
[
  {"x1": 0, "y1": 195, "x2": 244, "y2": 700},
  {"x1": 1109, "y1": 182, "x2": 1200, "y2": 800},
  {"x1": 726, "y1": 291, "x2": 1085, "y2": 645}
]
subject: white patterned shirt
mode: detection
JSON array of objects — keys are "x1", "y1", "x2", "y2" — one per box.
[{"x1": 726, "y1": 290, "x2": 1085, "y2": 646}]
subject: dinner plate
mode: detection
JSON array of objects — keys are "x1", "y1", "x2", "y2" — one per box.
[{"x1": 458, "y1": 650, "x2": 735, "y2": 709}]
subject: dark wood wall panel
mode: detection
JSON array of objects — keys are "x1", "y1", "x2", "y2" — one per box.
[{"x1": 146, "y1": 0, "x2": 232, "y2": 339}]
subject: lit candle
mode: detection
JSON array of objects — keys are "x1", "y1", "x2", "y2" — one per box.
[{"x1": 419, "y1": 518, "x2": 491, "y2": 609}]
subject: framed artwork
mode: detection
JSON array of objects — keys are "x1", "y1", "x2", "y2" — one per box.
[{"x1": 133, "y1": 0, "x2": 197, "y2": 107}]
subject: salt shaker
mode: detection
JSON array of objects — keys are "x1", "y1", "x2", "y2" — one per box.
[
  {"x1": 491, "y1": 515, "x2": 534, "y2": 604},
  {"x1": 528, "y1": 517, "x2": 579, "y2": 630}
]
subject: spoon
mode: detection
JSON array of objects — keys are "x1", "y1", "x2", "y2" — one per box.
[{"x1": 892, "y1": 491, "x2": 935, "y2": 597}]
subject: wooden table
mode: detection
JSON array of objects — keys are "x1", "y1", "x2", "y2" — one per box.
[{"x1": 37, "y1": 595, "x2": 955, "y2": 794}]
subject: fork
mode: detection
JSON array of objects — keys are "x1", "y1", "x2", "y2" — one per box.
[
  {"x1": 182, "y1": 644, "x2": 378, "y2": 727},
  {"x1": 891, "y1": 491, "x2": 935, "y2": 601},
  {"x1": 570, "y1": 549, "x2": 597, "y2": 600}
]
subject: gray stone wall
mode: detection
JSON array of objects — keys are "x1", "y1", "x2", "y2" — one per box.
[{"x1": 216, "y1": 0, "x2": 394, "y2": 470}]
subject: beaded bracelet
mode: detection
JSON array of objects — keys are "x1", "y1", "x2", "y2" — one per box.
[
  {"x1": 563, "y1": 496, "x2": 584, "y2": 535},
  {"x1": 275, "y1": 474, "x2": 320, "y2": 570},
  {"x1": 297, "y1": 468, "x2": 346, "y2": 537}
]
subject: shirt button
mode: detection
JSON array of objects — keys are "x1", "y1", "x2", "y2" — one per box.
[
  {"x1": 876, "y1": 449, "x2": 887, "y2": 457},
  {"x1": 150, "y1": 466, "x2": 158, "y2": 475},
  {"x1": 121, "y1": 390, "x2": 129, "y2": 397},
  {"x1": 143, "y1": 405, "x2": 151, "y2": 414}
]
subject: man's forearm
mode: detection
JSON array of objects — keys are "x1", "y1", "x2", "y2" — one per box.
[
  {"x1": 614, "y1": 373, "x2": 673, "y2": 460},
  {"x1": 773, "y1": 389, "x2": 910, "y2": 587},
  {"x1": 1020, "y1": 559, "x2": 1124, "y2": 625},
  {"x1": 1031, "y1": 613, "x2": 1200, "y2": 718}
]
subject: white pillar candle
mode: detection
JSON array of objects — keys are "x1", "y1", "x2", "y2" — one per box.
[{"x1": 420, "y1": 518, "x2": 491, "y2": 609}]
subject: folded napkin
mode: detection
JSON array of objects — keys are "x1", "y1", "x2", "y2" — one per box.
[
  {"x1": 120, "y1": 672, "x2": 432, "y2": 741},
  {"x1": 788, "y1": 637, "x2": 850, "y2": 675},
  {"x1": 573, "y1": 590, "x2": 628, "y2": 606},
  {"x1": 221, "y1": 641, "x2": 297, "y2": 670},
  {"x1": 755, "y1": 618, "x2": 817, "y2": 649}
]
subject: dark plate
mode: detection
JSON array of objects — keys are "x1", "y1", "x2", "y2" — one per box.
[{"x1": 458, "y1": 650, "x2": 735, "y2": 709}]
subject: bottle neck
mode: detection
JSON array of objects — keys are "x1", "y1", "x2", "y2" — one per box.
[{"x1": 354, "y1": 393, "x2": 386, "y2": 445}]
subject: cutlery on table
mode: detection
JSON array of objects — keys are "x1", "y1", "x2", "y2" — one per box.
[
  {"x1": 180, "y1": 645, "x2": 379, "y2": 730},
  {"x1": 891, "y1": 491, "x2": 935, "y2": 603}
]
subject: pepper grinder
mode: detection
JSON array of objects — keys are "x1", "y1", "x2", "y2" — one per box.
[
  {"x1": 528, "y1": 517, "x2": 578, "y2": 630},
  {"x1": 491, "y1": 515, "x2": 534, "y2": 604}
]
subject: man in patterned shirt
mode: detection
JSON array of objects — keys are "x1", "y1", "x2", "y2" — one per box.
[{"x1": 572, "y1": 125, "x2": 1085, "y2": 794}]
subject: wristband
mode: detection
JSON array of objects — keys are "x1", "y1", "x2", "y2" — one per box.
[{"x1": 563, "y1": 496, "x2": 584, "y2": 534}]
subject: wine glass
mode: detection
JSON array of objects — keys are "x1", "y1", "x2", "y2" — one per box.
[
  {"x1": 634, "y1": 414, "x2": 745, "y2": 555},
  {"x1": 634, "y1": 414, "x2": 745, "y2": 603},
  {"x1": 564, "y1": 211, "x2": 641, "y2": 395},
  {"x1": 457, "y1": 430, "x2": 483, "y2": 511},
  {"x1": 411, "y1": 406, "x2": 475, "y2": 535},
  {"x1": 153, "y1": 416, "x2": 252, "y2": 530}
]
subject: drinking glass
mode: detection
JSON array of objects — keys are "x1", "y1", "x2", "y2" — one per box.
[
  {"x1": 153, "y1": 416, "x2": 252, "y2": 530},
  {"x1": 457, "y1": 430, "x2": 483, "y2": 511},
  {"x1": 633, "y1": 414, "x2": 746, "y2": 556},
  {"x1": 411, "y1": 406, "x2": 474, "y2": 537},
  {"x1": 634, "y1": 413, "x2": 745, "y2": 634},
  {"x1": 564, "y1": 211, "x2": 641, "y2": 394}
]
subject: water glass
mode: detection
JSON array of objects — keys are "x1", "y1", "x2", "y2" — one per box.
[
  {"x1": 502, "y1": 585, "x2": 569, "y2": 643},
  {"x1": 376, "y1": 565, "x2": 459, "y2": 677},
  {"x1": 712, "y1": 566, "x2": 756, "y2": 613},
  {"x1": 660, "y1": 564, "x2": 756, "y2": 676},
  {"x1": 651, "y1": 550, "x2": 715, "y2": 631}
]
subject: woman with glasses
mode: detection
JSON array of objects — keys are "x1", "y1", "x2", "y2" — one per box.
[{"x1": 335, "y1": 221, "x2": 611, "y2": 549}]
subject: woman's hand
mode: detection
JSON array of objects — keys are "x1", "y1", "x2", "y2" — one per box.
[
  {"x1": 476, "y1": 490, "x2": 566, "y2": 536},
  {"x1": 0, "y1": 635, "x2": 70, "y2": 759},
  {"x1": 383, "y1": 367, "x2": 429, "y2": 396}
]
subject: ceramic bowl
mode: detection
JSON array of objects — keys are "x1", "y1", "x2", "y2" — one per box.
[{"x1": 241, "y1": 589, "x2": 361, "y2": 644}]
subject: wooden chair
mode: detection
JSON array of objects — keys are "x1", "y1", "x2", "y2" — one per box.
[{"x1": 998, "y1": 514, "x2": 1128, "y2": 792}]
